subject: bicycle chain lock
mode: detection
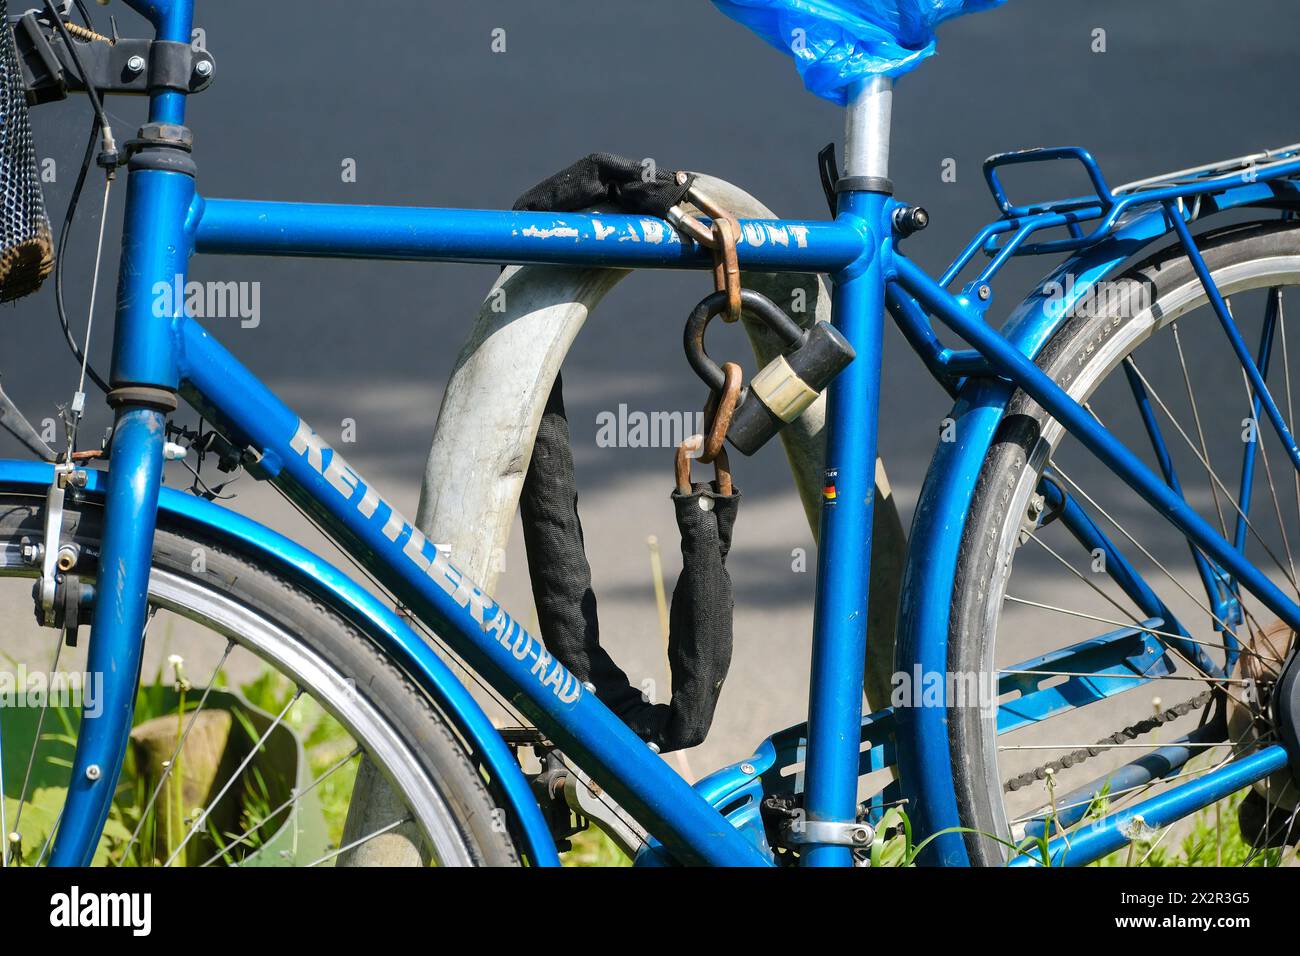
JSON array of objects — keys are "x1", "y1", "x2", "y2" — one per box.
[{"x1": 510, "y1": 154, "x2": 744, "y2": 753}]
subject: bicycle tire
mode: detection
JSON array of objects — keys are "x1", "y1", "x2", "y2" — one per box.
[
  {"x1": 0, "y1": 493, "x2": 520, "y2": 867},
  {"x1": 948, "y1": 219, "x2": 1300, "y2": 864}
]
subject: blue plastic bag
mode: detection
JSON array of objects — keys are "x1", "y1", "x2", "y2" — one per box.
[{"x1": 712, "y1": 0, "x2": 1006, "y2": 104}]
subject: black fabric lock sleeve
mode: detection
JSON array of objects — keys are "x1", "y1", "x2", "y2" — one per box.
[
  {"x1": 511, "y1": 152, "x2": 694, "y2": 219},
  {"x1": 658, "y1": 481, "x2": 739, "y2": 750},
  {"x1": 519, "y1": 376, "x2": 742, "y2": 752},
  {"x1": 515, "y1": 153, "x2": 738, "y2": 753},
  {"x1": 519, "y1": 377, "x2": 649, "y2": 723}
]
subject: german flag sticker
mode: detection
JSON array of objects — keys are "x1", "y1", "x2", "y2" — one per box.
[{"x1": 823, "y1": 468, "x2": 838, "y2": 504}]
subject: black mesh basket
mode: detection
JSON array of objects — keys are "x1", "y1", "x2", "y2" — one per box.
[{"x1": 0, "y1": 0, "x2": 52, "y2": 302}]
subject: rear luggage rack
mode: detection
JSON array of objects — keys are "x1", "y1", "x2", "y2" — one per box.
[
  {"x1": 1114, "y1": 141, "x2": 1300, "y2": 194},
  {"x1": 935, "y1": 142, "x2": 1300, "y2": 290}
]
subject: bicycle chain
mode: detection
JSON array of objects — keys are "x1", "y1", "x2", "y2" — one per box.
[{"x1": 1003, "y1": 690, "x2": 1213, "y2": 793}]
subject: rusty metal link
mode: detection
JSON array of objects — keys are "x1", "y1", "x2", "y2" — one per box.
[
  {"x1": 700, "y1": 361, "x2": 742, "y2": 464},
  {"x1": 689, "y1": 185, "x2": 742, "y2": 248},
  {"x1": 711, "y1": 218, "x2": 742, "y2": 323},
  {"x1": 667, "y1": 182, "x2": 745, "y2": 323},
  {"x1": 693, "y1": 187, "x2": 744, "y2": 324},
  {"x1": 676, "y1": 435, "x2": 733, "y2": 496},
  {"x1": 668, "y1": 206, "x2": 716, "y2": 247}
]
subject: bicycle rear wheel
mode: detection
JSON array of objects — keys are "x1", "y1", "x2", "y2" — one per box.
[
  {"x1": 949, "y1": 220, "x2": 1300, "y2": 865},
  {"x1": 0, "y1": 493, "x2": 518, "y2": 867}
]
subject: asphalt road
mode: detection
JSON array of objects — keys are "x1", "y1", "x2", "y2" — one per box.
[{"x1": 3, "y1": 0, "x2": 1299, "y2": 790}]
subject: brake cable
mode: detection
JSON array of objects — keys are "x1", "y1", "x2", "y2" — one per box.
[{"x1": 41, "y1": 0, "x2": 118, "y2": 450}]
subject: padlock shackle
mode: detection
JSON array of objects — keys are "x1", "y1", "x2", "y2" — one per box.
[{"x1": 684, "y1": 289, "x2": 805, "y2": 392}]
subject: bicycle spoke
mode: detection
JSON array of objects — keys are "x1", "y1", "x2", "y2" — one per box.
[
  {"x1": 1248, "y1": 800, "x2": 1300, "y2": 865},
  {"x1": 199, "y1": 746, "x2": 362, "y2": 867},
  {"x1": 1124, "y1": 360, "x2": 1299, "y2": 595},
  {"x1": 1173, "y1": 321, "x2": 1231, "y2": 538},
  {"x1": 1136, "y1": 823, "x2": 1176, "y2": 865},
  {"x1": 1122, "y1": 357, "x2": 1242, "y2": 620},
  {"x1": 1022, "y1": 532, "x2": 1144, "y2": 628},
  {"x1": 163, "y1": 687, "x2": 302, "y2": 867},
  {"x1": 302, "y1": 815, "x2": 413, "y2": 869},
  {"x1": 3, "y1": 632, "x2": 64, "y2": 866},
  {"x1": 1050, "y1": 464, "x2": 1246, "y2": 648},
  {"x1": 117, "y1": 637, "x2": 235, "y2": 865},
  {"x1": 1003, "y1": 596, "x2": 1282, "y2": 665},
  {"x1": 34, "y1": 807, "x2": 62, "y2": 867},
  {"x1": 1021, "y1": 469, "x2": 1267, "y2": 717}
]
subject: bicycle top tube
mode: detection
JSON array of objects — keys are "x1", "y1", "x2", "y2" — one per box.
[{"x1": 190, "y1": 200, "x2": 871, "y2": 274}]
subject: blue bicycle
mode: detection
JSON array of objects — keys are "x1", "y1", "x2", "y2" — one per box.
[{"x1": 1, "y1": 0, "x2": 1298, "y2": 868}]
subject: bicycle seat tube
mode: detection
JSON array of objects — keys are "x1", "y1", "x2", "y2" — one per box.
[{"x1": 801, "y1": 75, "x2": 893, "y2": 867}]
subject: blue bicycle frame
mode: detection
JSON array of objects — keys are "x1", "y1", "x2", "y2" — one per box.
[{"x1": 23, "y1": 0, "x2": 1300, "y2": 867}]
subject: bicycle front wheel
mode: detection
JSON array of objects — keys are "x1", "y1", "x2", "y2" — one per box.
[
  {"x1": 0, "y1": 493, "x2": 519, "y2": 867},
  {"x1": 949, "y1": 220, "x2": 1300, "y2": 865}
]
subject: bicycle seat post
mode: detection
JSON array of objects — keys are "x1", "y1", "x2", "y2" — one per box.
[{"x1": 843, "y1": 75, "x2": 893, "y2": 184}]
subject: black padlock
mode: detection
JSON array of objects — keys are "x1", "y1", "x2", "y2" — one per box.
[{"x1": 684, "y1": 289, "x2": 855, "y2": 456}]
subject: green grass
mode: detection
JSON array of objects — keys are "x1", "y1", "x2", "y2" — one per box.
[
  {"x1": 3, "y1": 663, "x2": 346, "y2": 866},
  {"x1": 236, "y1": 669, "x2": 358, "y2": 846},
  {"x1": 561, "y1": 825, "x2": 632, "y2": 866}
]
